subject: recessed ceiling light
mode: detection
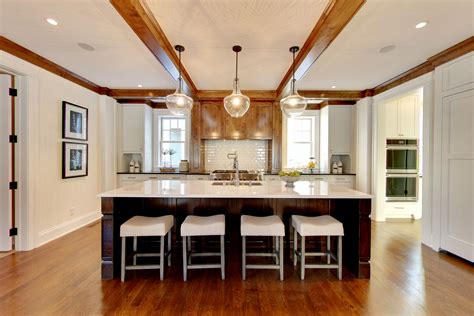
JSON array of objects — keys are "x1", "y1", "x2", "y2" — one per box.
[
  {"x1": 78, "y1": 43, "x2": 95, "y2": 51},
  {"x1": 379, "y1": 45, "x2": 396, "y2": 54},
  {"x1": 137, "y1": 84, "x2": 143, "y2": 88},
  {"x1": 415, "y1": 21, "x2": 428, "y2": 29},
  {"x1": 331, "y1": 85, "x2": 337, "y2": 89},
  {"x1": 45, "y1": 18, "x2": 58, "y2": 26}
]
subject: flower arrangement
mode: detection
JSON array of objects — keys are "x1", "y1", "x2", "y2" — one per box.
[{"x1": 161, "y1": 148, "x2": 176, "y2": 169}]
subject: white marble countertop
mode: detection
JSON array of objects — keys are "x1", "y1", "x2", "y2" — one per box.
[{"x1": 98, "y1": 180, "x2": 372, "y2": 199}]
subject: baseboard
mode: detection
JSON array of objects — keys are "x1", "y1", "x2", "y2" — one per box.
[{"x1": 36, "y1": 211, "x2": 101, "y2": 247}]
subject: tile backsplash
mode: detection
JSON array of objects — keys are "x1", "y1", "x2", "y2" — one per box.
[{"x1": 204, "y1": 140, "x2": 268, "y2": 171}]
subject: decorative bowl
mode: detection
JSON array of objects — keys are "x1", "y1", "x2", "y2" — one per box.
[{"x1": 280, "y1": 175, "x2": 300, "y2": 187}]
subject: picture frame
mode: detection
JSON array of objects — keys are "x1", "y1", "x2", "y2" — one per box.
[
  {"x1": 62, "y1": 142, "x2": 88, "y2": 179},
  {"x1": 62, "y1": 101, "x2": 88, "y2": 141}
]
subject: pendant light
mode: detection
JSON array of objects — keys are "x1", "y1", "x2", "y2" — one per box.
[
  {"x1": 224, "y1": 45, "x2": 250, "y2": 118},
  {"x1": 280, "y1": 46, "x2": 307, "y2": 118},
  {"x1": 166, "y1": 45, "x2": 193, "y2": 116}
]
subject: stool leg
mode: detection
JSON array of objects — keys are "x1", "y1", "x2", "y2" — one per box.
[
  {"x1": 133, "y1": 236, "x2": 137, "y2": 265},
  {"x1": 121, "y1": 237, "x2": 126, "y2": 282},
  {"x1": 242, "y1": 236, "x2": 246, "y2": 280},
  {"x1": 275, "y1": 236, "x2": 280, "y2": 265},
  {"x1": 220, "y1": 235, "x2": 225, "y2": 280},
  {"x1": 293, "y1": 228, "x2": 298, "y2": 267},
  {"x1": 167, "y1": 230, "x2": 172, "y2": 267},
  {"x1": 279, "y1": 236, "x2": 284, "y2": 281},
  {"x1": 301, "y1": 236, "x2": 305, "y2": 280},
  {"x1": 327, "y1": 236, "x2": 331, "y2": 264},
  {"x1": 338, "y1": 236, "x2": 343, "y2": 280},
  {"x1": 182, "y1": 236, "x2": 187, "y2": 281},
  {"x1": 187, "y1": 236, "x2": 192, "y2": 264},
  {"x1": 160, "y1": 236, "x2": 165, "y2": 280}
]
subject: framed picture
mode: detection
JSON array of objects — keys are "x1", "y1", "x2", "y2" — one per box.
[
  {"x1": 62, "y1": 101, "x2": 88, "y2": 140},
  {"x1": 62, "y1": 142, "x2": 88, "y2": 179}
]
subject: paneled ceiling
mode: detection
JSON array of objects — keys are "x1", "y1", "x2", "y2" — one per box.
[
  {"x1": 0, "y1": 0, "x2": 175, "y2": 89},
  {"x1": 145, "y1": 0, "x2": 329, "y2": 90},
  {"x1": 297, "y1": 0, "x2": 474, "y2": 90},
  {"x1": 0, "y1": 0, "x2": 472, "y2": 92}
]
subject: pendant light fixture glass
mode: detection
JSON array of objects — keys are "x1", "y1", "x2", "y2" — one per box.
[
  {"x1": 280, "y1": 46, "x2": 307, "y2": 118},
  {"x1": 166, "y1": 45, "x2": 193, "y2": 116},
  {"x1": 224, "y1": 45, "x2": 250, "y2": 118}
]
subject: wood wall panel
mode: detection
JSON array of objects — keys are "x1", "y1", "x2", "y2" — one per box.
[
  {"x1": 200, "y1": 101, "x2": 224, "y2": 139},
  {"x1": 271, "y1": 102, "x2": 282, "y2": 172},
  {"x1": 190, "y1": 101, "x2": 202, "y2": 171}
]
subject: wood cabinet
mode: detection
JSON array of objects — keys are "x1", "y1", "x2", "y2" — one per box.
[
  {"x1": 201, "y1": 102, "x2": 224, "y2": 139},
  {"x1": 385, "y1": 95, "x2": 419, "y2": 138},
  {"x1": 200, "y1": 101, "x2": 273, "y2": 140}
]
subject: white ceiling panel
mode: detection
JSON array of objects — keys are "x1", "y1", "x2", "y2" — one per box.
[
  {"x1": 146, "y1": 0, "x2": 329, "y2": 90},
  {"x1": 0, "y1": 0, "x2": 176, "y2": 89},
  {"x1": 298, "y1": 0, "x2": 474, "y2": 90}
]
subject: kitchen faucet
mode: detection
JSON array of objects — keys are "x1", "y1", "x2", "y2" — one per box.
[{"x1": 227, "y1": 152, "x2": 240, "y2": 186}]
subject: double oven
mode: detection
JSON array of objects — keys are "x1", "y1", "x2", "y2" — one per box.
[{"x1": 385, "y1": 139, "x2": 419, "y2": 201}]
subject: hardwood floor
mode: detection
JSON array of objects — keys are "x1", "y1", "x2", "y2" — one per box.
[{"x1": 0, "y1": 220, "x2": 472, "y2": 315}]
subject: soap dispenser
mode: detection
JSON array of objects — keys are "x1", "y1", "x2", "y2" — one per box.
[{"x1": 129, "y1": 159, "x2": 135, "y2": 173}]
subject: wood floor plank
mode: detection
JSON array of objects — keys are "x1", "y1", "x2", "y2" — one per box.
[{"x1": 0, "y1": 220, "x2": 472, "y2": 315}]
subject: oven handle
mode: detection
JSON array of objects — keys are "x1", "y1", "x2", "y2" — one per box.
[
  {"x1": 386, "y1": 146, "x2": 418, "y2": 150},
  {"x1": 386, "y1": 173, "x2": 418, "y2": 178}
]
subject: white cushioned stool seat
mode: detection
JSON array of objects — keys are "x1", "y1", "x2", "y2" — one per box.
[
  {"x1": 241, "y1": 215, "x2": 285, "y2": 236},
  {"x1": 292, "y1": 215, "x2": 344, "y2": 236},
  {"x1": 120, "y1": 215, "x2": 174, "y2": 237},
  {"x1": 181, "y1": 214, "x2": 225, "y2": 236}
]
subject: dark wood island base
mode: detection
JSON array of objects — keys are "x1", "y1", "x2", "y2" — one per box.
[{"x1": 101, "y1": 197, "x2": 371, "y2": 280}]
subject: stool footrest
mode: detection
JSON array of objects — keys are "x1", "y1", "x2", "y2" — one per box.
[
  {"x1": 246, "y1": 252, "x2": 278, "y2": 257},
  {"x1": 304, "y1": 264, "x2": 339, "y2": 269},
  {"x1": 187, "y1": 264, "x2": 222, "y2": 269},
  {"x1": 125, "y1": 264, "x2": 161, "y2": 270},
  {"x1": 189, "y1": 252, "x2": 221, "y2": 257},
  {"x1": 245, "y1": 264, "x2": 280, "y2": 269}
]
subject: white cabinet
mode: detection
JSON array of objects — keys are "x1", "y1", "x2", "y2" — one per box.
[
  {"x1": 118, "y1": 174, "x2": 148, "y2": 187},
  {"x1": 121, "y1": 104, "x2": 153, "y2": 171},
  {"x1": 320, "y1": 105, "x2": 354, "y2": 172},
  {"x1": 187, "y1": 174, "x2": 210, "y2": 180},
  {"x1": 385, "y1": 95, "x2": 419, "y2": 138},
  {"x1": 329, "y1": 175, "x2": 355, "y2": 189}
]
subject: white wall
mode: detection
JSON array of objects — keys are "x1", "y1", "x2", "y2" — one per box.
[
  {"x1": 0, "y1": 51, "x2": 117, "y2": 250},
  {"x1": 355, "y1": 97, "x2": 372, "y2": 194}
]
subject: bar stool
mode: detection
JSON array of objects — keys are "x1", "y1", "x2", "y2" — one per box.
[
  {"x1": 292, "y1": 215, "x2": 344, "y2": 280},
  {"x1": 181, "y1": 214, "x2": 225, "y2": 281},
  {"x1": 241, "y1": 215, "x2": 285, "y2": 281},
  {"x1": 120, "y1": 215, "x2": 174, "y2": 282}
]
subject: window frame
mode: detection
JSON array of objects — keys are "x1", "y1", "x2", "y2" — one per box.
[
  {"x1": 153, "y1": 109, "x2": 190, "y2": 170},
  {"x1": 283, "y1": 110, "x2": 320, "y2": 169}
]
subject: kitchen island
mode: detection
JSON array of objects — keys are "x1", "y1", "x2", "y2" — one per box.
[{"x1": 99, "y1": 180, "x2": 372, "y2": 279}]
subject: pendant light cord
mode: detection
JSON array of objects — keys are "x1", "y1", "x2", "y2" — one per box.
[
  {"x1": 178, "y1": 50, "x2": 182, "y2": 91},
  {"x1": 235, "y1": 50, "x2": 239, "y2": 81},
  {"x1": 291, "y1": 49, "x2": 296, "y2": 94}
]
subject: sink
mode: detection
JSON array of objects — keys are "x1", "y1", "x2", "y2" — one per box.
[{"x1": 212, "y1": 181, "x2": 263, "y2": 186}]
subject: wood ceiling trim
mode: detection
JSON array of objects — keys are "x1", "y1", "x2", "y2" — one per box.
[
  {"x1": 373, "y1": 36, "x2": 473, "y2": 95},
  {"x1": 300, "y1": 90, "x2": 363, "y2": 99},
  {"x1": 196, "y1": 90, "x2": 277, "y2": 101},
  {"x1": 109, "y1": 0, "x2": 197, "y2": 96},
  {"x1": 108, "y1": 89, "x2": 174, "y2": 98},
  {"x1": 0, "y1": 36, "x2": 106, "y2": 94},
  {"x1": 276, "y1": 0, "x2": 366, "y2": 97}
]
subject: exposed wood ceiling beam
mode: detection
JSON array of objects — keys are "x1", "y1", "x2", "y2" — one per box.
[
  {"x1": 0, "y1": 36, "x2": 107, "y2": 95},
  {"x1": 109, "y1": 0, "x2": 197, "y2": 97},
  {"x1": 276, "y1": 0, "x2": 366, "y2": 98}
]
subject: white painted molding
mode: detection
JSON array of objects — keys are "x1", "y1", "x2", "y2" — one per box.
[{"x1": 36, "y1": 211, "x2": 101, "y2": 247}]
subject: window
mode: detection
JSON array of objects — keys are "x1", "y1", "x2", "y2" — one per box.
[
  {"x1": 154, "y1": 111, "x2": 189, "y2": 168},
  {"x1": 284, "y1": 111, "x2": 320, "y2": 168}
]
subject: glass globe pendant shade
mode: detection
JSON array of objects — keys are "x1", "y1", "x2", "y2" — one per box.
[
  {"x1": 280, "y1": 79, "x2": 307, "y2": 118},
  {"x1": 224, "y1": 79, "x2": 250, "y2": 118},
  {"x1": 166, "y1": 78, "x2": 193, "y2": 116}
]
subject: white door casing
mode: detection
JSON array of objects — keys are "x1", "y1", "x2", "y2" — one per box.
[{"x1": 0, "y1": 75, "x2": 12, "y2": 251}]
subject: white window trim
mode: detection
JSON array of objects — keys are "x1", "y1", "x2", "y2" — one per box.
[
  {"x1": 282, "y1": 110, "x2": 320, "y2": 169},
  {"x1": 152, "y1": 109, "x2": 191, "y2": 170}
]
